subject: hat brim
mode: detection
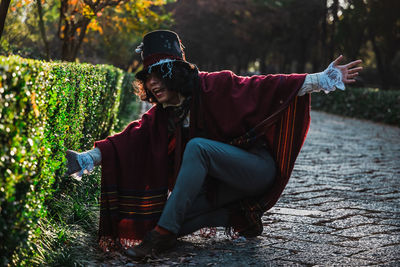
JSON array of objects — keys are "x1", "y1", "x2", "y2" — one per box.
[{"x1": 135, "y1": 60, "x2": 192, "y2": 81}]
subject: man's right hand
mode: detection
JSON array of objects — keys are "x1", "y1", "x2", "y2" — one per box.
[{"x1": 65, "y1": 150, "x2": 82, "y2": 176}]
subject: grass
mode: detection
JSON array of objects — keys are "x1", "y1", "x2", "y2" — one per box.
[{"x1": 31, "y1": 169, "x2": 103, "y2": 266}]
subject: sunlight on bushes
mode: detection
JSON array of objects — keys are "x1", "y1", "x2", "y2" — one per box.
[{"x1": 0, "y1": 55, "x2": 138, "y2": 265}]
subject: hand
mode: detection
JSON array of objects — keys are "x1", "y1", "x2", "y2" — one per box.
[
  {"x1": 332, "y1": 55, "x2": 363, "y2": 84},
  {"x1": 65, "y1": 150, "x2": 82, "y2": 176}
]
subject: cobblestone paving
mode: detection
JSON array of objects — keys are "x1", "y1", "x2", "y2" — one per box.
[{"x1": 98, "y1": 111, "x2": 400, "y2": 266}]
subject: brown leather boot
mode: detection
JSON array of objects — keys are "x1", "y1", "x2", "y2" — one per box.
[{"x1": 124, "y1": 230, "x2": 177, "y2": 260}]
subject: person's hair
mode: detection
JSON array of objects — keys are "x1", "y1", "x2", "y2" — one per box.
[{"x1": 133, "y1": 62, "x2": 199, "y2": 104}]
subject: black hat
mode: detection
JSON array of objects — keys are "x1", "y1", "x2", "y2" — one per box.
[{"x1": 135, "y1": 30, "x2": 188, "y2": 81}]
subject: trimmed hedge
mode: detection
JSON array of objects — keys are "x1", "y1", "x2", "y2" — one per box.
[
  {"x1": 0, "y1": 55, "x2": 127, "y2": 265},
  {"x1": 312, "y1": 87, "x2": 400, "y2": 127},
  {"x1": 115, "y1": 72, "x2": 140, "y2": 131}
]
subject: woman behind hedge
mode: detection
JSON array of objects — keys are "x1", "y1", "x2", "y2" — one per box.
[{"x1": 66, "y1": 30, "x2": 362, "y2": 260}]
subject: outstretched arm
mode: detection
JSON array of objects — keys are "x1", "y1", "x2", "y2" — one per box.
[{"x1": 298, "y1": 55, "x2": 363, "y2": 96}]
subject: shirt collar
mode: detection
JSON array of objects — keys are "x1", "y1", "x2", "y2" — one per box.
[{"x1": 162, "y1": 93, "x2": 185, "y2": 108}]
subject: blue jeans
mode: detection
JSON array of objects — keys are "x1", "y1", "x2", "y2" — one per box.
[{"x1": 157, "y1": 137, "x2": 276, "y2": 235}]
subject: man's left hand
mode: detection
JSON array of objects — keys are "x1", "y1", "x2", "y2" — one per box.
[{"x1": 333, "y1": 55, "x2": 363, "y2": 84}]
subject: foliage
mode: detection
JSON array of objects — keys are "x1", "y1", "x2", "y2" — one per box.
[
  {"x1": 81, "y1": 0, "x2": 174, "y2": 70},
  {"x1": 169, "y1": 0, "x2": 400, "y2": 90},
  {"x1": 0, "y1": 55, "x2": 135, "y2": 265},
  {"x1": 170, "y1": 0, "x2": 329, "y2": 73},
  {"x1": 336, "y1": 0, "x2": 400, "y2": 90},
  {"x1": 312, "y1": 87, "x2": 400, "y2": 127},
  {"x1": 1, "y1": 0, "x2": 173, "y2": 65},
  {"x1": 31, "y1": 169, "x2": 102, "y2": 266},
  {"x1": 0, "y1": 0, "x2": 45, "y2": 59},
  {"x1": 115, "y1": 72, "x2": 140, "y2": 131},
  {"x1": 2, "y1": 0, "x2": 399, "y2": 89}
]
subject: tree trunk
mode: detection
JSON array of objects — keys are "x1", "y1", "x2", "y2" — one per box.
[
  {"x1": 59, "y1": 0, "x2": 86, "y2": 61},
  {"x1": 36, "y1": 0, "x2": 50, "y2": 60},
  {"x1": 260, "y1": 52, "x2": 267, "y2": 74},
  {"x1": 321, "y1": 0, "x2": 328, "y2": 67},
  {"x1": 72, "y1": 20, "x2": 90, "y2": 60},
  {"x1": 0, "y1": 0, "x2": 11, "y2": 39},
  {"x1": 312, "y1": 26, "x2": 322, "y2": 72},
  {"x1": 235, "y1": 54, "x2": 242, "y2": 74},
  {"x1": 61, "y1": 23, "x2": 74, "y2": 61},
  {"x1": 329, "y1": 0, "x2": 339, "y2": 61},
  {"x1": 297, "y1": 33, "x2": 312, "y2": 73},
  {"x1": 297, "y1": 49, "x2": 306, "y2": 73},
  {"x1": 60, "y1": 18, "x2": 90, "y2": 61},
  {"x1": 370, "y1": 34, "x2": 389, "y2": 90}
]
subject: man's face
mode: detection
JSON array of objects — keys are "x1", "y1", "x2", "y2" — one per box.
[{"x1": 145, "y1": 73, "x2": 179, "y2": 105}]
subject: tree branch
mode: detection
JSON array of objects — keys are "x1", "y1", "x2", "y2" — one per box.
[
  {"x1": 0, "y1": 0, "x2": 12, "y2": 39},
  {"x1": 36, "y1": 0, "x2": 50, "y2": 60}
]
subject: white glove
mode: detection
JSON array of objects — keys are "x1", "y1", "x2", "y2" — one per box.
[{"x1": 298, "y1": 62, "x2": 345, "y2": 96}]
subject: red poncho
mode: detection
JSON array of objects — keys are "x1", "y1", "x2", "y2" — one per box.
[{"x1": 95, "y1": 70, "x2": 310, "y2": 247}]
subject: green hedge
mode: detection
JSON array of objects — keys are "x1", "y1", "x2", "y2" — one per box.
[
  {"x1": 115, "y1": 72, "x2": 140, "y2": 131},
  {"x1": 0, "y1": 55, "x2": 127, "y2": 265},
  {"x1": 312, "y1": 87, "x2": 400, "y2": 127}
]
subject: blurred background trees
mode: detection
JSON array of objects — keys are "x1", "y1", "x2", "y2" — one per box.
[
  {"x1": 169, "y1": 0, "x2": 400, "y2": 89},
  {"x1": 1, "y1": 0, "x2": 399, "y2": 89},
  {"x1": 0, "y1": 0, "x2": 173, "y2": 68}
]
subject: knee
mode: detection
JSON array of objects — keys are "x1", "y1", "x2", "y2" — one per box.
[
  {"x1": 185, "y1": 137, "x2": 208, "y2": 153},
  {"x1": 183, "y1": 137, "x2": 212, "y2": 161}
]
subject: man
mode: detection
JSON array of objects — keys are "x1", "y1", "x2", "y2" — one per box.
[{"x1": 66, "y1": 30, "x2": 362, "y2": 259}]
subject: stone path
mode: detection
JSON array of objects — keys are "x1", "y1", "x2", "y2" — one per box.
[{"x1": 98, "y1": 111, "x2": 400, "y2": 266}]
